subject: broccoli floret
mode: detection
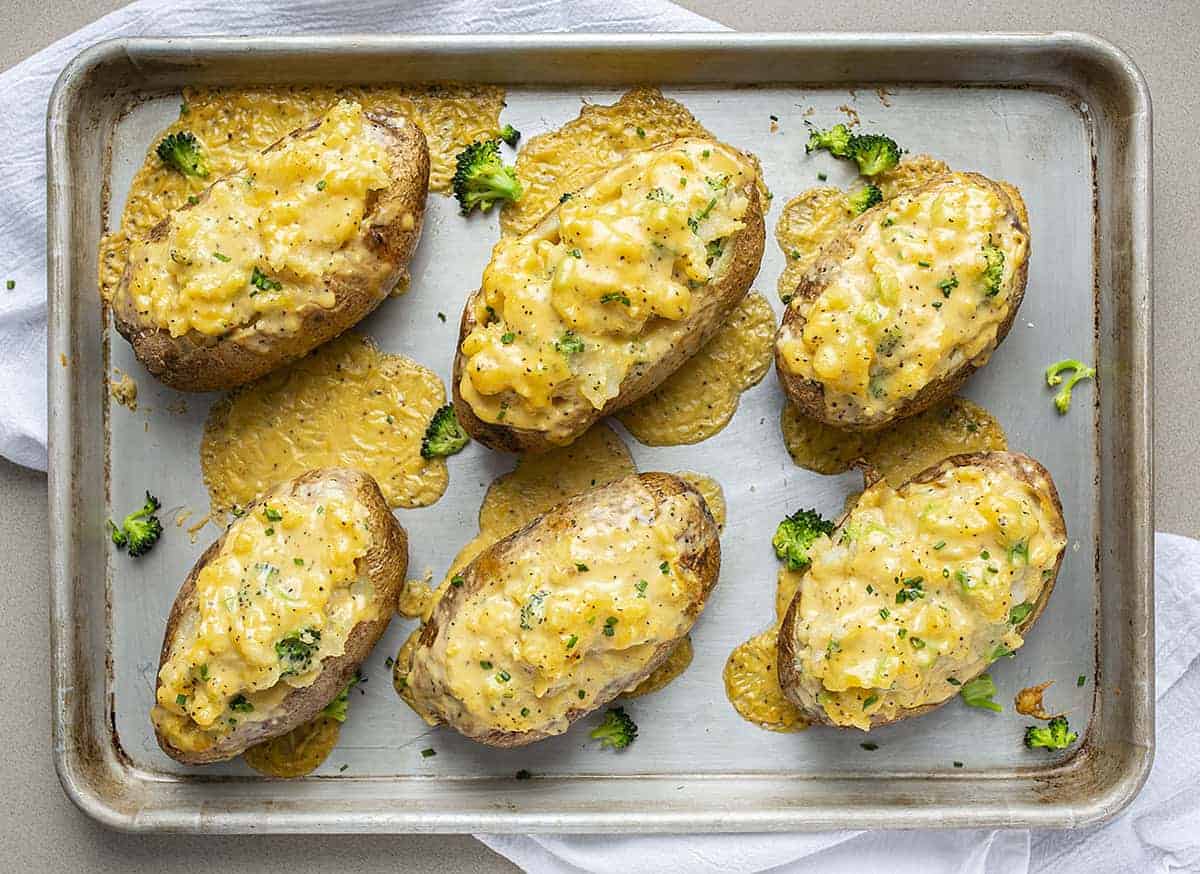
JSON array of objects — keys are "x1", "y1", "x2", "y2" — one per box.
[
  {"x1": 452, "y1": 140, "x2": 523, "y2": 215},
  {"x1": 107, "y1": 491, "x2": 163, "y2": 557},
  {"x1": 806, "y1": 123, "x2": 853, "y2": 158},
  {"x1": 498, "y1": 124, "x2": 521, "y2": 147},
  {"x1": 322, "y1": 674, "x2": 361, "y2": 723},
  {"x1": 1045, "y1": 359, "x2": 1096, "y2": 414},
  {"x1": 848, "y1": 184, "x2": 883, "y2": 215},
  {"x1": 959, "y1": 673, "x2": 1002, "y2": 712},
  {"x1": 155, "y1": 131, "x2": 209, "y2": 178},
  {"x1": 848, "y1": 133, "x2": 902, "y2": 176},
  {"x1": 1024, "y1": 715, "x2": 1078, "y2": 751},
  {"x1": 276, "y1": 628, "x2": 321, "y2": 676},
  {"x1": 981, "y1": 243, "x2": 1006, "y2": 296},
  {"x1": 772, "y1": 508, "x2": 835, "y2": 571},
  {"x1": 590, "y1": 706, "x2": 638, "y2": 750},
  {"x1": 420, "y1": 404, "x2": 470, "y2": 459}
]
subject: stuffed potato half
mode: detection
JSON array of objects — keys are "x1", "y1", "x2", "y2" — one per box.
[
  {"x1": 775, "y1": 172, "x2": 1029, "y2": 430},
  {"x1": 777, "y1": 451, "x2": 1066, "y2": 731},
  {"x1": 453, "y1": 137, "x2": 766, "y2": 452},
  {"x1": 113, "y1": 100, "x2": 431, "y2": 392},
  {"x1": 152, "y1": 468, "x2": 408, "y2": 764},
  {"x1": 405, "y1": 472, "x2": 721, "y2": 747}
]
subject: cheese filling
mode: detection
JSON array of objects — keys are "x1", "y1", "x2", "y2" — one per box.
[
  {"x1": 152, "y1": 489, "x2": 375, "y2": 751},
  {"x1": 407, "y1": 485, "x2": 703, "y2": 737},
  {"x1": 788, "y1": 463, "x2": 1065, "y2": 731},
  {"x1": 777, "y1": 173, "x2": 1028, "y2": 421},
  {"x1": 459, "y1": 139, "x2": 752, "y2": 430},
  {"x1": 124, "y1": 100, "x2": 392, "y2": 339}
]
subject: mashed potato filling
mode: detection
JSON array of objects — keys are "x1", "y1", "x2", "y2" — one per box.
[
  {"x1": 406, "y1": 483, "x2": 703, "y2": 737},
  {"x1": 125, "y1": 100, "x2": 391, "y2": 339},
  {"x1": 788, "y1": 463, "x2": 1065, "y2": 730},
  {"x1": 152, "y1": 490, "x2": 374, "y2": 752},
  {"x1": 459, "y1": 139, "x2": 752, "y2": 431},
  {"x1": 777, "y1": 173, "x2": 1028, "y2": 421}
]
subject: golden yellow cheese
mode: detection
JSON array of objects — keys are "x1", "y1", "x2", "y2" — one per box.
[
  {"x1": 201, "y1": 333, "x2": 448, "y2": 514},
  {"x1": 624, "y1": 636, "x2": 694, "y2": 699},
  {"x1": 99, "y1": 82, "x2": 504, "y2": 304},
  {"x1": 151, "y1": 491, "x2": 373, "y2": 751},
  {"x1": 780, "y1": 395, "x2": 1007, "y2": 484},
  {"x1": 408, "y1": 477, "x2": 703, "y2": 736},
  {"x1": 459, "y1": 139, "x2": 755, "y2": 434},
  {"x1": 618, "y1": 292, "x2": 775, "y2": 446},
  {"x1": 724, "y1": 626, "x2": 807, "y2": 732},
  {"x1": 242, "y1": 715, "x2": 342, "y2": 778},
  {"x1": 124, "y1": 101, "x2": 390, "y2": 338},
  {"x1": 777, "y1": 172, "x2": 1028, "y2": 421},
  {"x1": 789, "y1": 463, "x2": 1066, "y2": 730}
]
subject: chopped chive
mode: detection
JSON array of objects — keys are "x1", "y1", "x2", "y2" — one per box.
[{"x1": 421, "y1": 748, "x2": 436, "y2": 758}]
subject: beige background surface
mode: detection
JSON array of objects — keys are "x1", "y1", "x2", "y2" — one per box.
[{"x1": 1, "y1": 1, "x2": 1192, "y2": 870}]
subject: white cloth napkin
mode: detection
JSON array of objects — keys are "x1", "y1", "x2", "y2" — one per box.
[{"x1": 3, "y1": 3, "x2": 1192, "y2": 872}]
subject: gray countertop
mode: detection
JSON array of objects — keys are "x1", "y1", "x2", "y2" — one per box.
[{"x1": 2, "y1": 1, "x2": 1192, "y2": 871}]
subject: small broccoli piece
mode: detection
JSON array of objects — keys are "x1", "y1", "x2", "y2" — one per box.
[
  {"x1": 555, "y1": 330, "x2": 585, "y2": 356},
  {"x1": 452, "y1": 140, "x2": 523, "y2": 215},
  {"x1": 772, "y1": 508, "x2": 835, "y2": 571},
  {"x1": 590, "y1": 706, "x2": 638, "y2": 750},
  {"x1": 155, "y1": 131, "x2": 209, "y2": 178},
  {"x1": 959, "y1": 673, "x2": 1002, "y2": 712},
  {"x1": 107, "y1": 491, "x2": 163, "y2": 557},
  {"x1": 420, "y1": 404, "x2": 470, "y2": 459},
  {"x1": 1045, "y1": 358, "x2": 1096, "y2": 414},
  {"x1": 848, "y1": 133, "x2": 902, "y2": 176},
  {"x1": 981, "y1": 243, "x2": 1005, "y2": 296},
  {"x1": 1024, "y1": 715, "x2": 1078, "y2": 751},
  {"x1": 276, "y1": 628, "x2": 321, "y2": 676},
  {"x1": 806, "y1": 123, "x2": 853, "y2": 158},
  {"x1": 498, "y1": 124, "x2": 521, "y2": 147},
  {"x1": 848, "y1": 184, "x2": 883, "y2": 215},
  {"x1": 322, "y1": 674, "x2": 362, "y2": 723}
]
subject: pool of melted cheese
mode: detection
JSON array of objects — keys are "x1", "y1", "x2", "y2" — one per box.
[
  {"x1": 201, "y1": 333, "x2": 448, "y2": 514},
  {"x1": 242, "y1": 714, "x2": 343, "y2": 778},
  {"x1": 776, "y1": 172, "x2": 1028, "y2": 422},
  {"x1": 459, "y1": 139, "x2": 754, "y2": 436},
  {"x1": 787, "y1": 462, "x2": 1066, "y2": 730},
  {"x1": 152, "y1": 489, "x2": 374, "y2": 753},
  {"x1": 100, "y1": 83, "x2": 504, "y2": 303},
  {"x1": 121, "y1": 101, "x2": 390, "y2": 339}
]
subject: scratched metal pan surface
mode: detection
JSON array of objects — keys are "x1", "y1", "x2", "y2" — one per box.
[{"x1": 46, "y1": 33, "x2": 1152, "y2": 833}]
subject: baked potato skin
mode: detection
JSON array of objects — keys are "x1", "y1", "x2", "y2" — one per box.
[
  {"x1": 776, "y1": 451, "x2": 1065, "y2": 729},
  {"x1": 114, "y1": 111, "x2": 430, "y2": 393},
  {"x1": 410, "y1": 472, "x2": 721, "y2": 747},
  {"x1": 154, "y1": 468, "x2": 408, "y2": 765},
  {"x1": 776, "y1": 173, "x2": 1030, "y2": 431},
  {"x1": 452, "y1": 152, "x2": 766, "y2": 454}
]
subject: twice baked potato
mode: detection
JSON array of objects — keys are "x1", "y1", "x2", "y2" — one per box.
[
  {"x1": 151, "y1": 468, "x2": 408, "y2": 764},
  {"x1": 404, "y1": 472, "x2": 721, "y2": 747},
  {"x1": 777, "y1": 451, "x2": 1066, "y2": 731},
  {"x1": 453, "y1": 137, "x2": 766, "y2": 452},
  {"x1": 775, "y1": 172, "x2": 1029, "y2": 430},
  {"x1": 113, "y1": 100, "x2": 430, "y2": 392}
]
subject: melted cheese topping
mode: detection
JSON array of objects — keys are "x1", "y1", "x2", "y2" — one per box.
[
  {"x1": 781, "y1": 395, "x2": 1007, "y2": 483},
  {"x1": 459, "y1": 139, "x2": 754, "y2": 435},
  {"x1": 618, "y1": 292, "x2": 774, "y2": 445},
  {"x1": 777, "y1": 173, "x2": 1028, "y2": 421},
  {"x1": 201, "y1": 333, "x2": 448, "y2": 513},
  {"x1": 724, "y1": 626, "x2": 807, "y2": 732},
  {"x1": 624, "y1": 636, "x2": 694, "y2": 699},
  {"x1": 152, "y1": 490, "x2": 374, "y2": 752},
  {"x1": 787, "y1": 463, "x2": 1066, "y2": 730},
  {"x1": 407, "y1": 480, "x2": 704, "y2": 737},
  {"x1": 100, "y1": 83, "x2": 503, "y2": 303},
  {"x1": 123, "y1": 101, "x2": 391, "y2": 338},
  {"x1": 242, "y1": 715, "x2": 342, "y2": 778}
]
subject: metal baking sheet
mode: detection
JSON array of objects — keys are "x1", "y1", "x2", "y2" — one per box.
[{"x1": 47, "y1": 33, "x2": 1153, "y2": 833}]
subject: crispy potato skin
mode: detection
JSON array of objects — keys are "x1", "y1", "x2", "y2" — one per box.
[
  {"x1": 153, "y1": 468, "x2": 408, "y2": 764},
  {"x1": 114, "y1": 111, "x2": 430, "y2": 392},
  {"x1": 410, "y1": 472, "x2": 721, "y2": 747},
  {"x1": 775, "y1": 173, "x2": 1030, "y2": 431},
  {"x1": 452, "y1": 142, "x2": 766, "y2": 454},
  {"x1": 776, "y1": 451, "x2": 1066, "y2": 729}
]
